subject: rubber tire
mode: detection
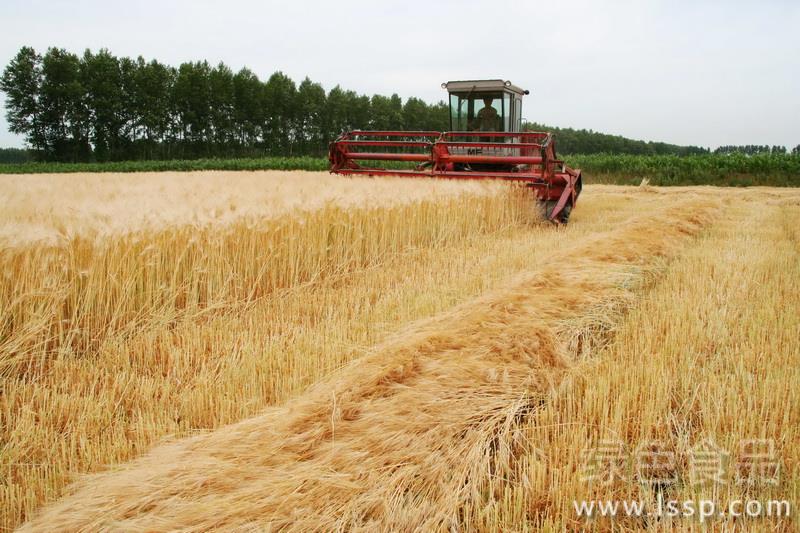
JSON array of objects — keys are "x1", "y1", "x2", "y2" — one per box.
[{"x1": 543, "y1": 200, "x2": 572, "y2": 224}]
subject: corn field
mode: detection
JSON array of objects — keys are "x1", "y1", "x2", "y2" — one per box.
[{"x1": 568, "y1": 152, "x2": 800, "y2": 186}]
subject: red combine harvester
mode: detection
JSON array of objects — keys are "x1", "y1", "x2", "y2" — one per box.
[{"x1": 329, "y1": 79, "x2": 582, "y2": 223}]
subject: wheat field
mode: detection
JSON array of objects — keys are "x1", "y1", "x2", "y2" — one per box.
[
  {"x1": 1, "y1": 171, "x2": 799, "y2": 531},
  {"x1": 0, "y1": 171, "x2": 501, "y2": 246}
]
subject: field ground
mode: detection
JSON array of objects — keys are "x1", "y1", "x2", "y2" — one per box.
[{"x1": 1, "y1": 171, "x2": 799, "y2": 531}]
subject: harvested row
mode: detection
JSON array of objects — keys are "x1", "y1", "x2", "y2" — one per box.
[
  {"x1": 475, "y1": 196, "x2": 800, "y2": 531},
  {"x1": 18, "y1": 195, "x2": 720, "y2": 531}
]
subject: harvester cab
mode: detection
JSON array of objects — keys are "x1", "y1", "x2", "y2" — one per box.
[
  {"x1": 444, "y1": 79, "x2": 527, "y2": 134},
  {"x1": 328, "y1": 79, "x2": 582, "y2": 223}
]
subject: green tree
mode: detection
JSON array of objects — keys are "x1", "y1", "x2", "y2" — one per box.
[
  {"x1": 232, "y1": 67, "x2": 263, "y2": 154},
  {"x1": 39, "y1": 47, "x2": 90, "y2": 161},
  {"x1": 117, "y1": 56, "x2": 139, "y2": 158},
  {"x1": 320, "y1": 87, "x2": 373, "y2": 141},
  {"x1": 368, "y1": 94, "x2": 403, "y2": 130},
  {"x1": 402, "y1": 97, "x2": 428, "y2": 131},
  {"x1": 524, "y1": 120, "x2": 708, "y2": 156},
  {"x1": 263, "y1": 72, "x2": 296, "y2": 155},
  {"x1": 0, "y1": 47, "x2": 46, "y2": 155},
  {"x1": 131, "y1": 57, "x2": 174, "y2": 159},
  {"x1": 209, "y1": 63, "x2": 235, "y2": 156},
  {"x1": 295, "y1": 77, "x2": 326, "y2": 155},
  {"x1": 426, "y1": 101, "x2": 449, "y2": 131},
  {"x1": 10, "y1": 46, "x2": 727, "y2": 161},
  {"x1": 323, "y1": 85, "x2": 348, "y2": 142},
  {"x1": 350, "y1": 93, "x2": 371, "y2": 131},
  {"x1": 172, "y1": 61, "x2": 212, "y2": 157},
  {"x1": 0, "y1": 147, "x2": 32, "y2": 163},
  {"x1": 388, "y1": 94, "x2": 403, "y2": 130},
  {"x1": 81, "y1": 48, "x2": 126, "y2": 161}
]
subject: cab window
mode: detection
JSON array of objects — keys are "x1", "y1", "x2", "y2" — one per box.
[{"x1": 449, "y1": 92, "x2": 506, "y2": 132}]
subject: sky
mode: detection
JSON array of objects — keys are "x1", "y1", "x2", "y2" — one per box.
[{"x1": 1, "y1": 0, "x2": 798, "y2": 150}]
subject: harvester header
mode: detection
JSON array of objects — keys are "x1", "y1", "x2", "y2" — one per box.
[{"x1": 329, "y1": 79, "x2": 582, "y2": 223}]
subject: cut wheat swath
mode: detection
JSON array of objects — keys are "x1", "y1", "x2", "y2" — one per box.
[{"x1": 470, "y1": 195, "x2": 800, "y2": 531}]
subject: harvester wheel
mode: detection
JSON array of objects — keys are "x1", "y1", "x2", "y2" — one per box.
[
  {"x1": 558, "y1": 203, "x2": 572, "y2": 224},
  {"x1": 543, "y1": 201, "x2": 572, "y2": 224}
]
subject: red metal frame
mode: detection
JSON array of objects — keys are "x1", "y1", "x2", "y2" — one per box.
[{"x1": 328, "y1": 130, "x2": 582, "y2": 222}]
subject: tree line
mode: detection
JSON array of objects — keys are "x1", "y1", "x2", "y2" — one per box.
[
  {"x1": 523, "y1": 122, "x2": 711, "y2": 156},
  {"x1": 713, "y1": 145, "x2": 795, "y2": 155},
  {"x1": 0, "y1": 147, "x2": 30, "y2": 163},
  {"x1": 2, "y1": 46, "x2": 794, "y2": 162},
  {"x1": 0, "y1": 47, "x2": 448, "y2": 162}
]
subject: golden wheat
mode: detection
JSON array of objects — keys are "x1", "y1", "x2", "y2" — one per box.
[
  {"x1": 475, "y1": 194, "x2": 800, "y2": 532},
  {"x1": 15, "y1": 194, "x2": 723, "y2": 531},
  {"x1": 1, "y1": 173, "x2": 518, "y2": 529},
  {"x1": 2, "y1": 171, "x2": 798, "y2": 531},
  {"x1": 0, "y1": 170, "x2": 502, "y2": 247}
]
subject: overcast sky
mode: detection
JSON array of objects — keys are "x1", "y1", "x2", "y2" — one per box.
[{"x1": 1, "y1": 0, "x2": 798, "y2": 149}]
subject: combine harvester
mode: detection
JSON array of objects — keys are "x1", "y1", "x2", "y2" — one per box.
[{"x1": 329, "y1": 80, "x2": 582, "y2": 223}]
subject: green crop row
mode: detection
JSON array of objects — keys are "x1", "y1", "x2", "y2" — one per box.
[
  {"x1": 1, "y1": 153, "x2": 798, "y2": 187},
  {"x1": 565, "y1": 153, "x2": 800, "y2": 186},
  {"x1": 0, "y1": 157, "x2": 329, "y2": 174}
]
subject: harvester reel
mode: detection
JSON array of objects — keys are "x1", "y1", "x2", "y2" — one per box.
[{"x1": 328, "y1": 130, "x2": 582, "y2": 224}]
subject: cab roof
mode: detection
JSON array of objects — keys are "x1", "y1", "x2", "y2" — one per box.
[{"x1": 442, "y1": 79, "x2": 529, "y2": 96}]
